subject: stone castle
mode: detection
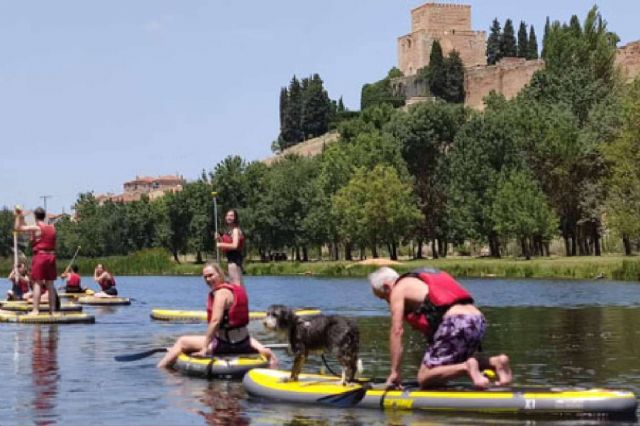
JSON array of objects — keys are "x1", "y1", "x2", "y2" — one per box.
[{"x1": 396, "y1": 2, "x2": 640, "y2": 110}]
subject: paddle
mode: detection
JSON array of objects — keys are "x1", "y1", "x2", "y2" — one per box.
[
  {"x1": 58, "y1": 245, "x2": 81, "y2": 291},
  {"x1": 114, "y1": 342, "x2": 290, "y2": 362}
]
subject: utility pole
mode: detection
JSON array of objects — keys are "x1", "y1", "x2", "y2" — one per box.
[{"x1": 40, "y1": 195, "x2": 52, "y2": 212}]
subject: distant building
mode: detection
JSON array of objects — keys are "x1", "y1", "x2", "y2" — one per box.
[{"x1": 96, "y1": 175, "x2": 185, "y2": 204}]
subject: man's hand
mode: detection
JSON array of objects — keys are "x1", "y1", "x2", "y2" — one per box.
[{"x1": 385, "y1": 371, "x2": 403, "y2": 390}]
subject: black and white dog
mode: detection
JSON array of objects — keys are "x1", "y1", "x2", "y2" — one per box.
[{"x1": 263, "y1": 304, "x2": 362, "y2": 384}]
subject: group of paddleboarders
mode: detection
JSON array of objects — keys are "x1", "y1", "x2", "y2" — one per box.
[
  {"x1": 10, "y1": 204, "x2": 509, "y2": 389},
  {"x1": 158, "y1": 208, "x2": 512, "y2": 390},
  {"x1": 8, "y1": 206, "x2": 121, "y2": 314}
]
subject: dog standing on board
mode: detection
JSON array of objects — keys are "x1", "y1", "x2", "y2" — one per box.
[{"x1": 263, "y1": 305, "x2": 362, "y2": 384}]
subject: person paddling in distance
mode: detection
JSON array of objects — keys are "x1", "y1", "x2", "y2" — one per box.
[
  {"x1": 157, "y1": 263, "x2": 277, "y2": 369},
  {"x1": 61, "y1": 264, "x2": 85, "y2": 293},
  {"x1": 7, "y1": 262, "x2": 30, "y2": 301},
  {"x1": 14, "y1": 206, "x2": 60, "y2": 315},
  {"x1": 216, "y1": 209, "x2": 245, "y2": 285},
  {"x1": 369, "y1": 267, "x2": 512, "y2": 389},
  {"x1": 93, "y1": 264, "x2": 118, "y2": 296}
]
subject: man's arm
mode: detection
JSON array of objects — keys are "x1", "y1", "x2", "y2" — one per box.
[
  {"x1": 387, "y1": 286, "x2": 406, "y2": 388},
  {"x1": 14, "y1": 214, "x2": 38, "y2": 233}
]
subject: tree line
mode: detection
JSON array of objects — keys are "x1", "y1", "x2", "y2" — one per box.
[{"x1": 2, "y1": 7, "x2": 638, "y2": 262}]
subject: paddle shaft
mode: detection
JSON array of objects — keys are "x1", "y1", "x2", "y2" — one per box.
[
  {"x1": 12, "y1": 232, "x2": 18, "y2": 272},
  {"x1": 212, "y1": 194, "x2": 219, "y2": 264},
  {"x1": 115, "y1": 342, "x2": 289, "y2": 362},
  {"x1": 63, "y1": 246, "x2": 81, "y2": 274}
]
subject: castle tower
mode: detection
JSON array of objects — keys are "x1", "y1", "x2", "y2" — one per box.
[{"x1": 398, "y1": 2, "x2": 486, "y2": 75}]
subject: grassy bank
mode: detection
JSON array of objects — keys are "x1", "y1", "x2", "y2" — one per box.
[{"x1": 2, "y1": 249, "x2": 640, "y2": 281}]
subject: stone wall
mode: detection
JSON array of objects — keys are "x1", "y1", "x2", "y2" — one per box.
[
  {"x1": 464, "y1": 58, "x2": 545, "y2": 110},
  {"x1": 616, "y1": 41, "x2": 640, "y2": 83}
]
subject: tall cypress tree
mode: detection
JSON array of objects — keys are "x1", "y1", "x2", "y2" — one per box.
[
  {"x1": 527, "y1": 25, "x2": 539, "y2": 59},
  {"x1": 281, "y1": 76, "x2": 303, "y2": 147},
  {"x1": 279, "y1": 87, "x2": 288, "y2": 133},
  {"x1": 487, "y1": 18, "x2": 502, "y2": 65},
  {"x1": 442, "y1": 51, "x2": 465, "y2": 103},
  {"x1": 569, "y1": 15, "x2": 582, "y2": 37},
  {"x1": 501, "y1": 19, "x2": 517, "y2": 58},
  {"x1": 428, "y1": 40, "x2": 446, "y2": 98},
  {"x1": 517, "y1": 21, "x2": 528, "y2": 58},
  {"x1": 301, "y1": 74, "x2": 330, "y2": 139},
  {"x1": 542, "y1": 16, "x2": 550, "y2": 58}
]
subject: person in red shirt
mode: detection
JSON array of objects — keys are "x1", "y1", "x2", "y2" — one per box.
[
  {"x1": 93, "y1": 264, "x2": 118, "y2": 296},
  {"x1": 369, "y1": 267, "x2": 511, "y2": 389},
  {"x1": 216, "y1": 209, "x2": 245, "y2": 285},
  {"x1": 14, "y1": 206, "x2": 60, "y2": 315},
  {"x1": 7, "y1": 262, "x2": 30, "y2": 300},
  {"x1": 61, "y1": 264, "x2": 85, "y2": 293},
  {"x1": 157, "y1": 263, "x2": 276, "y2": 369}
]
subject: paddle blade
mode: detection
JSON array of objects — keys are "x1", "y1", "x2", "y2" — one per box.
[
  {"x1": 317, "y1": 386, "x2": 367, "y2": 408},
  {"x1": 115, "y1": 348, "x2": 167, "y2": 362}
]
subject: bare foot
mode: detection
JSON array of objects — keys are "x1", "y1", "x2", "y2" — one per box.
[
  {"x1": 490, "y1": 354, "x2": 512, "y2": 386},
  {"x1": 466, "y1": 358, "x2": 490, "y2": 389},
  {"x1": 27, "y1": 310, "x2": 40, "y2": 316}
]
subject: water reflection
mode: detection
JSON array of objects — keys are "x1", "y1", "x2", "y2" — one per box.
[
  {"x1": 31, "y1": 325, "x2": 59, "y2": 425},
  {"x1": 195, "y1": 382, "x2": 249, "y2": 425}
]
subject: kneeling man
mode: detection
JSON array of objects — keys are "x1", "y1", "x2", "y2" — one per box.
[
  {"x1": 158, "y1": 263, "x2": 277, "y2": 368},
  {"x1": 369, "y1": 267, "x2": 511, "y2": 389}
]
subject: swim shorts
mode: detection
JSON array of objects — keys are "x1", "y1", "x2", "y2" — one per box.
[{"x1": 423, "y1": 314, "x2": 486, "y2": 368}]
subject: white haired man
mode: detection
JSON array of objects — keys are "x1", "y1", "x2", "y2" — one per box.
[{"x1": 369, "y1": 267, "x2": 511, "y2": 389}]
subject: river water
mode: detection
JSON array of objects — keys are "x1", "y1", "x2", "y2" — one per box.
[{"x1": 1, "y1": 275, "x2": 640, "y2": 425}]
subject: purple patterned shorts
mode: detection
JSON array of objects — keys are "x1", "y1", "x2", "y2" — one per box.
[{"x1": 423, "y1": 314, "x2": 486, "y2": 368}]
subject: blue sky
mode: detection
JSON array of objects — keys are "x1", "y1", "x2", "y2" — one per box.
[{"x1": 0, "y1": 1, "x2": 637, "y2": 214}]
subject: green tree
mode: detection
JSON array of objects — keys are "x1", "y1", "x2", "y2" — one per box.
[
  {"x1": 442, "y1": 51, "x2": 465, "y2": 103},
  {"x1": 491, "y1": 169, "x2": 558, "y2": 260},
  {"x1": 0, "y1": 208, "x2": 15, "y2": 258},
  {"x1": 427, "y1": 40, "x2": 446, "y2": 99},
  {"x1": 603, "y1": 78, "x2": 640, "y2": 255},
  {"x1": 542, "y1": 16, "x2": 550, "y2": 58},
  {"x1": 387, "y1": 101, "x2": 467, "y2": 257},
  {"x1": 301, "y1": 74, "x2": 331, "y2": 139},
  {"x1": 517, "y1": 21, "x2": 529, "y2": 58},
  {"x1": 361, "y1": 68, "x2": 405, "y2": 110},
  {"x1": 527, "y1": 25, "x2": 539, "y2": 59},
  {"x1": 487, "y1": 18, "x2": 502, "y2": 65},
  {"x1": 501, "y1": 19, "x2": 517, "y2": 58},
  {"x1": 332, "y1": 165, "x2": 423, "y2": 260}
]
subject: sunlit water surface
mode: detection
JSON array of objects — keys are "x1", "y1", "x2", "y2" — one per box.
[{"x1": 1, "y1": 275, "x2": 640, "y2": 425}]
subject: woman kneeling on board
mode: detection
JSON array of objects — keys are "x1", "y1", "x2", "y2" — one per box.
[{"x1": 157, "y1": 263, "x2": 277, "y2": 368}]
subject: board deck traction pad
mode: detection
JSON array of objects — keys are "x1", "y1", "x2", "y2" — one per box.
[{"x1": 242, "y1": 368, "x2": 638, "y2": 418}]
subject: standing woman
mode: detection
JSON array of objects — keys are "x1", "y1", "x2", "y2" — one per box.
[
  {"x1": 14, "y1": 206, "x2": 60, "y2": 315},
  {"x1": 216, "y1": 209, "x2": 245, "y2": 285}
]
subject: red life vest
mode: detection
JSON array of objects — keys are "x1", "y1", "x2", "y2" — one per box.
[
  {"x1": 16, "y1": 275, "x2": 29, "y2": 293},
  {"x1": 399, "y1": 269, "x2": 474, "y2": 338},
  {"x1": 206, "y1": 282, "x2": 249, "y2": 329},
  {"x1": 220, "y1": 229, "x2": 245, "y2": 253},
  {"x1": 99, "y1": 276, "x2": 116, "y2": 291},
  {"x1": 67, "y1": 273, "x2": 81, "y2": 288},
  {"x1": 31, "y1": 223, "x2": 56, "y2": 254}
]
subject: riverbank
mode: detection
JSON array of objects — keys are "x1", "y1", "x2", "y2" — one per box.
[{"x1": 2, "y1": 249, "x2": 640, "y2": 281}]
